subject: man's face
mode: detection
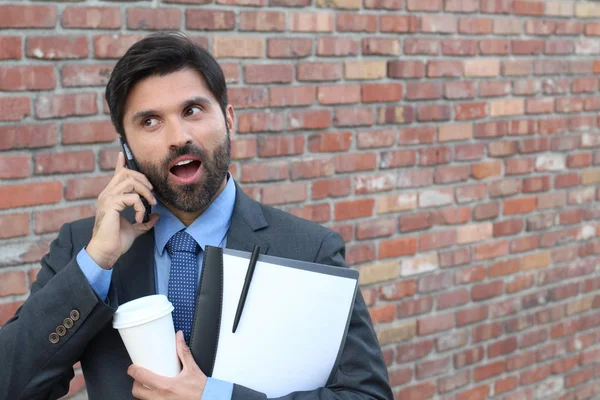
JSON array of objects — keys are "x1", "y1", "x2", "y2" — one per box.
[{"x1": 122, "y1": 68, "x2": 234, "y2": 213}]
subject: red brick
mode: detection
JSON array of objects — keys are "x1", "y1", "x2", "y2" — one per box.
[
  {"x1": 455, "y1": 144, "x2": 485, "y2": 161},
  {"x1": 245, "y1": 64, "x2": 293, "y2": 84},
  {"x1": 380, "y1": 149, "x2": 416, "y2": 169},
  {"x1": 404, "y1": 38, "x2": 440, "y2": 55},
  {"x1": 398, "y1": 383, "x2": 436, "y2": 400},
  {"x1": 395, "y1": 339, "x2": 433, "y2": 363},
  {"x1": 454, "y1": 346, "x2": 484, "y2": 367},
  {"x1": 291, "y1": 159, "x2": 334, "y2": 180},
  {"x1": 290, "y1": 12, "x2": 334, "y2": 32},
  {"x1": 480, "y1": 39, "x2": 510, "y2": 55},
  {"x1": 362, "y1": 38, "x2": 400, "y2": 56},
  {"x1": 456, "y1": 386, "x2": 488, "y2": 400},
  {"x1": 269, "y1": 86, "x2": 314, "y2": 108},
  {"x1": 62, "y1": 6, "x2": 122, "y2": 29},
  {"x1": 362, "y1": 83, "x2": 402, "y2": 103},
  {"x1": 317, "y1": 85, "x2": 360, "y2": 105},
  {"x1": 455, "y1": 102, "x2": 486, "y2": 120},
  {"x1": 61, "y1": 64, "x2": 114, "y2": 88},
  {"x1": 364, "y1": 0, "x2": 403, "y2": 8},
  {"x1": 35, "y1": 93, "x2": 97, "y2": 119},
  {"x1": 317, "y1": 37, "x2": 359, "y2": 57},
  {"x1": 239, "y1": 11, "x2": 285, "y2": 31},
  {"x1": 35, "y1": 205, "x2": 96, "y2": 234},
  {"x1": 0, "y1": 66, "x2": 56, "y2": 91},
  {"x1": 445, "y1": 0, "x2": 479, "y2": 12},
  {"x1": 127, "y1": 8, "x2": 181, "y2": 30},
  {"x1": 417, "y1": 105, "x2": 451, "y2": 122},
  {"x1": 444, "y1": 81, "x2": 476, "y2": 99},
  {"x1": 337, "y1": 13, "x2": 377, "y2": 32},
  {"x1": 231, "y1": 138, "x2": 256, "y2": 160},
  {"x1": 399, "y1": 212, "x2": 433, "y2": 233},
  {"x1": 185, "y1": 10, "x2": 235, "y2": 31},
  {"x1": 480, "y1": 81, "x2": 511, "y2": 97},
  {"x1": 514, "y1": 0, "x2": 544, "y2": 15},
  {"x1": 438, "y1": 289, "x2": 470, "y2": 310},
  {"x1": 418, "y1": 313, "x2": 454, "y2": 336},
  {"x1": 237, "y1": 112, "x2": 285, "y2": 133},
  {"x1": 471, "y1": 161, "x2": 502, "y2": 180},
  {"x1": 459, "y1": 17, "x2": 492, "y2": 34},
  {"x1": 438, "y1": 370, "x2": 470, "y2": 393},
  {"x1": 269, "y1": 38, "x2": 312, "y2": 58},
  {"x1": 258, "y1": 136, "x2": 304, "y2": 157},
  {"x1": 388, "y1": 61, "x2": 425, "y2": 78},
  {"x1": 312, "y1": 178, "x2": 351, "y2": 200},
  {"x1": 503, "y1": 60, "x2": 532, "y2": 76},
  {"x1": 421, "y1": 15, "x2": 457, "y2": 33},
  {"x1": 334, "y1": 108, "x2": 374, "y2": 127},
  {"x1": 368, "y1": 304, "x2": 395, "y2": 325},
  {"x1": 34, "y1": 150, "x2": 95, "y2": 175},
  {"x1": 387, "y1": 367, "x2": 412, "y2": 387},
  {"x1": 356, "y1": 218, "x2": 396, "y2": 240},
  {"x1": 308, "y1": 132, "x2": 352, "y2": 153},
  {"x1": 377, "y1": 106, "x2": 414, "y2": 125},
  {"x1": 241, "y1": 161, "x2": 288, "y2": 183},
  {"x1": 297, "y1": 62, "x2": 342, "y2": 82},
  {"x1": 474, "y1": 360, "x2": 505, "y2": 381},
  {"x1": 0, "y1": 213, "x2": 29, "y2": 239},
  {"x1": 472, "y1": 281, "x2": 504, "y2": 301},
  {"x1": 334, "y1": 198, "x2": 374, "y2": 221},
  {"x1": 262, "y1": 183, "x2": 307, "y2": 205},
  {"x1": 0, "y1": 182, "x2": 62, "y2": 210},
  {"x1": 0, "y1": 37, "x2": 22, "y2": 60},
  {"x1": 442, "y1": 39, "x2": 477, "y2": 56},
  {"x1": 380, "y1": 237, "x2": 418, "y2": 259},
  {"x1": 504, "y1": 197, "x2": 537, "y2": 215},
  {"x1": 289, "y1": 110, "x2": 331, "y2": 130},
  {"x1": 521, "y1": 365, "x2": 551, "y2": 385},
  {"x1": 407, "y1": 0, "x2": 441, "y2": 11},
  {"x1": 0, "y1": 5, "x2": 57, "y2": 28},
  {"x1": 289, "y1": 204, "x2": 331, "y2": 224},
  {"x1": 94, "y1": 34, "x2": 143, "y2": 59},
  {"x1": 474, "y1": 240, "x2": 509, "y2": 261},
  {"x1": 335, "y1": 153, "x2": 377, "y2": 173},
  {"x1": 435, "y1": 165, "x2": 470, "y2": 184},
  {"x1": 416, "y1": 357, "x2": 450, "y2": 379},
  {"x1": 213, "y1": 37, "x2": 264, "y2": 58},
  {"x1": 62, "y1": 120, "x2": 116, "y2": 144}
]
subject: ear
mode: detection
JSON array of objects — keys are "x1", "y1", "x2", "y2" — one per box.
[{"x1": 225, "y1": 104, "x2": 235, "y2": 136}]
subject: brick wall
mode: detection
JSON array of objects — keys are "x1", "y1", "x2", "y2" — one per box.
[{"x1": 1, "y1": 0, "x2": 600, "y2": 399}]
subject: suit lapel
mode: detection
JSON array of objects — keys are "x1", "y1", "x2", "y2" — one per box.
[
  {"x1": 112, "y1": 229, "x2": 156, "y2": 305},
  {"x1": 226, "y1": 183, "x2": 269, "y2": 255}
]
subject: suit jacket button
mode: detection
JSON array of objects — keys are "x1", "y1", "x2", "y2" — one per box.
[
  {"x1": 63, "y1": 318, "x2": 74, "y2": 329},
  {"x1": 70, "y1": 310, "x2": 80, "y2": 321},
  {"x1": 56, "y1": 325, "x2": 67, "y2": 337},
  {"x1": 49, "y1": 333, "x2": 60, "y2": 344}
]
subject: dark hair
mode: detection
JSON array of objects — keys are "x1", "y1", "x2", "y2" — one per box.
[{"x1": 105, "y1": 31, "x2": 228, "y2": 137}]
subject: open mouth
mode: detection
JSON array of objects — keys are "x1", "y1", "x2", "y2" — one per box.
[{"x1": 169, "y1": 158, "x2": 202, "y2": 184}]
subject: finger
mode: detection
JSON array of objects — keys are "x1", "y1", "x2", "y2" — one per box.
[
  {"x1": 176, "y1": 330, "x2": 198, "y2": 371},
  {"x1": 133, "y1": 213, "x2": 160, "y2": 232},
  {"x1": 112, "y1": 169, "x2": 153, "y2": 193},
  {"x1": 128, "y1": 365, "x2": 168, "y2": 389},
  {"x1": 131, "y1": 380, "x2": 153, "y2": 400},
  {"x1": 115, "y1": 151, "x2": 126, "y2": 173},
  {"x1": 114, "y1": 193, "x2": 148, "y2": 224},
  {"x1": 112, "y1": 179, "x2": 156, "y2": 207}
]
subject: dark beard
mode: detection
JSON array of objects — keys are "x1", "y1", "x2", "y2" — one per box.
[{"x1": 138, "y1": 135, "x2": 231, "y2": 213}]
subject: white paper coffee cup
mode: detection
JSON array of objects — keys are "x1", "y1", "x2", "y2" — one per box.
[{"x1": 113, "y1": 294, "x2": 181, "y2": 377}]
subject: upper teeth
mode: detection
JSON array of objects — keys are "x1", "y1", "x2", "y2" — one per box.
[{"x1": 176, "y1": 160, "x2": 193, "y2": 166}]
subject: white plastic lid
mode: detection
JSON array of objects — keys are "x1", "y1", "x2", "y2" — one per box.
[{"x1": 113, "y1": 294, "x2": 174, "y2": 329}]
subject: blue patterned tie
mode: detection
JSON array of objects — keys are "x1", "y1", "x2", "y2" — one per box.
[{"x1": 166, "y1": 230, "x2": 200, "y2": 344}]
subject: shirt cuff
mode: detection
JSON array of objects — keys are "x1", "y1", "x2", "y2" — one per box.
[
  {"x1": 77, "y1": 248, "x2": 113, "y2": 302},
  {"x1": 201, "y1": 378, "x2": 233, "y2": 400}
]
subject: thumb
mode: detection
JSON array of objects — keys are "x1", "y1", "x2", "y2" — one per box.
[{"x1": 176, "y1": 330, "x2": 197, "y2": 371}]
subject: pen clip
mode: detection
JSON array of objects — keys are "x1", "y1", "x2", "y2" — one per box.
[{"x1": 232, "y1": 245, "x2": 261, "y2": 333}]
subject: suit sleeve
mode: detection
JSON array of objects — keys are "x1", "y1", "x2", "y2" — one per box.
[
  {"x1": 230, "y1": 231, "x2": 393, "y2": 400},
  {"x1": 0, "y1": 222, "x2": 118, "y2": 400}
]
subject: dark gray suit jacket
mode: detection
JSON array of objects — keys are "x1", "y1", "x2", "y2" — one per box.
[{"x1": 0, "y1": 184, "x2": 392, "y2": 400}]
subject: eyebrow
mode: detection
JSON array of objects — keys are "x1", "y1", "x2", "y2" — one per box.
[{"x1": 130, "y1": 96, "x2": 213, "y2": 124}]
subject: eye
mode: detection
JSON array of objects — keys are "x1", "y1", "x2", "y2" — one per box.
[
  {"x1": 184, "y1": 106, "x2": 202, "y2": 117},
  {"x1": 142, "y1": 117, "x2": 159, "y2": 128}
]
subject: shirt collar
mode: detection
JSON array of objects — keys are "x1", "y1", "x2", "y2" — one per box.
[{"x1": 153, "y1": 174, "x2": 236, "y2": 255}]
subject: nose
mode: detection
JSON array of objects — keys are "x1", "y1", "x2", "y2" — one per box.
[{"x1": 166, "y1": 118, "x2": 192, "y2": 149}]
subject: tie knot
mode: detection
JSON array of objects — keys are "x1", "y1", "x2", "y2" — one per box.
[{"x1": 166, "y1": 231, "x2": 199, "y2": 256}]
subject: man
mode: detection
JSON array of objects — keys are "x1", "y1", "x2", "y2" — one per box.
[{"x1": 0, "y1": 32, "x2": 392, "y2": 400}]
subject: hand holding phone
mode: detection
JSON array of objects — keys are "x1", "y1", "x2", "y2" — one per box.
[
  {"x1": 86, "y1": 141, "x2": 158, "y2": 270},
  {"x1": 120, "y1": 137, "x2": 151, "y2": 223}
]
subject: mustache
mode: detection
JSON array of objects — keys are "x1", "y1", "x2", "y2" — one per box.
[{"x1": 162, "y1": 144, "x2": 207, "y2": 169}]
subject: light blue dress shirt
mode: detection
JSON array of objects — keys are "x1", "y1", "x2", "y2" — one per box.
[{"x1": 77, "y1": 175, "x2": 237, "y2": 400}]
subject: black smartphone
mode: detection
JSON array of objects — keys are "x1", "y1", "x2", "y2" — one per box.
[{"x1": 119, "y1": 137, "x2": 151, "y2": 223}]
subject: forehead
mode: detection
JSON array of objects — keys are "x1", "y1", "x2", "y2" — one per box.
[{"x1": 124, "y1": 68, "x2": 216, "y2": 116}]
